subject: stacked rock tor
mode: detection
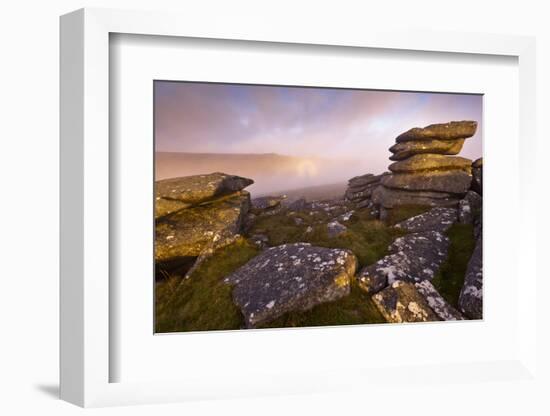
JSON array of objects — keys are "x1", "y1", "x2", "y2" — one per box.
[
  {"x1": 372, "y1": 121, "x2": 477, "y2": 217},
  {"x1": 344, "y1": 173, "x2": 387, "y2": 216},
  {"x1": 155, "y1": 172, "x2": 254, "y2": 279}
]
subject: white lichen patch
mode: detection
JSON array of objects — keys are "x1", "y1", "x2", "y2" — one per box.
[
  {"x1": 462, "y1": 285, "x2": 482, "y2": 298},
  {"x1": 407, "y1": 302, "x2": 428, "y2": 320}
]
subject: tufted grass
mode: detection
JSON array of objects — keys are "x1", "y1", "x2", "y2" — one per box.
[
  {"x1": 384, "y1": 204, "x2": 433, "y2": 225},
  {"x1": 431, "y1": 223, "x2": 476, "y2": 308},
  {"x1": 248, "y1": 208, "x2": 403, "y2": 269},
  {"x1": 155, "y1": 237, "x2": 259, "y2": 333},
  {"x1": 155, "y1": 206, "x2": 400, "y2": 332}
]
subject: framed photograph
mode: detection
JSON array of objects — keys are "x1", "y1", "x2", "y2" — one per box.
[{"x1": 60, "y1": 8, "x2": 540, "y2": 408}]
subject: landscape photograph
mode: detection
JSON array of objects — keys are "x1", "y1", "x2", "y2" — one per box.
[{"x1": 154, "y1": 81, "x2": 483, "y2": 332}]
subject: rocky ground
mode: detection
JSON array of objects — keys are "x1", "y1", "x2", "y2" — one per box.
[{"x1": 155, "y1": 120, "x2": 483, "y2": 332}]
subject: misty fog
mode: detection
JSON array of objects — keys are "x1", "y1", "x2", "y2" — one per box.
[{"x1": 155, "y1": 152, "x2": 376, "y2": 198}]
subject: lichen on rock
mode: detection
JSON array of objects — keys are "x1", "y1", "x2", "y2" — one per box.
[
  {"x1": 372, "y1": 281, "x2": 440, "y2": 323},
  {"x1": 224, "y1": 243, "x2": 357, "y2": 328}
]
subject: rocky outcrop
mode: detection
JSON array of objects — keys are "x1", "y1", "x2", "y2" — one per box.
[
  {"x1": 471, "y1": 157, "x2": 483, "y2": 195},
  {"x1": 372, "y1": 186, "x2": 461, "y2": 209},
  {"x1": 345, "y1": 173, "x2": 385, "y2": 201},
  {"x1": 395, "y1": 120, "x2": 478, "y2": 142},
  {"x1": 155, "y1": 172, "x2": 253, "y2": 219},
  {"x1": 388, "y1": 154, "x2": 472, "y2": 174},
  {"x1": 251, "y1": 195, "x2": 287, "y2": 214},
  {"x1": 372, "y1": 281, "x2": 441, "y2": 323},
  {"x1": 374, "y1": 121, "x2": 476, "y2": 211},
  {"x1": 381, "y1": 170, "x2": 472, "y2": 194},
  {"x1": 224, "y1": 243, "x2": 357, "y2": 328},
  {"x1": 156, "y1": 191, "x2": 250, "y2": 262},
  {"x1": 458, "y1": 191, "x2": 482, "y2": 225},
  {"x1": 344, "y1": 173, "x2": 386, "y2": 215},
  {"x1": 414, "y1": 280, "x2": 464, "y2": 321},
  {"x1": 155, "y1": 173, "x2": 254, "y2": 279},
  {"x1": 372, "y1": 280, "x2": 463, "y2": 323},
  {"x1": 458, "y1": 237, "x2": 483, "y2": 319},
  {"x1": 282, "y1": 197, "x2": 307, "y2": 211},
  {"x1": 394, "y1": 207, "x2": 457, "y2": 233},
  {"x1": 389, "y1": 139, "x2": 465, "y2": 161},
  {"x1": 357, "y1": 230, "x2": 450, "y2": 293}
]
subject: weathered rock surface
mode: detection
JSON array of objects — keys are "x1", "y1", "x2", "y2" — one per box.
[
  {"x1": 357, "y1": 231, "x2": 450, "y2": 293},
  {"x1": 224, "y1": 243, "x2": 357, "y2": 328},
  {"x1": 395, "y1": 120, "x2": 478, "y2": 143},
  {"x1": 327, "y1": 221, "x2": 347, "y2": 238},
  {"x1": 389, "y1": 138, "x2": 465, "y2": 161},
  {"x1": 251, "y1": 195, "x2": 286, "y2": 213},
  {"x1": 338, "y1": 210, "x2": 355, "y2": 222},
  {"x1": 155, "y1": 173, "x2": 253, "y2": 218},
  {"x1": 372, "y1": 186, "x2": 460, "y2": 209},
  {"x1": 348, "y1": 173, "x2": 383, "y2": 188},
  {"x1": 389, "y1": 154, "x2": 473, "y2": 174},
  {"x1": 381, "y1": 170, "x2": 472, "y2": 194},
  {"x1": 344, "y1": 173, "x2": 385, "y2": 202},
  {"x1": 394, "y1": 207, "x2": 457, "y2": 233},
  {"x1": 471, "y1": 157, "x2": 483, "y2": 195},
  {"x1": 458, "y1": 191, "x2": 482, "y2": 224},
  {"x1": 414, "y1": 280, "x2": 464, "y2": 321},
  {"x1": 283, "y1": 197, "x2": 307, "y2": 211},
  {"x1": 458, "y1": 237, "x2": 483, "y2": 319},
  {"x1": 372, "y1": 281, "x2": 440, "y2": 323},
  {"x1": 155, "y1": 191, "x2": 250, "y2": 262},
  {"x1": 155, "y1": 198, "x2": 193, "y2": 220},
  {"x1": 362, "y1": 121, "x2": 478, "y2": 216}
]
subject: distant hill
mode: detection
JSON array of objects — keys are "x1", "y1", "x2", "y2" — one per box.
[
  {"x1": 156, "y1": 152, "x2": 319, "y2": 179},
  {"x1": 155, "y1": 152, "x2": 363, "y2": 197}
]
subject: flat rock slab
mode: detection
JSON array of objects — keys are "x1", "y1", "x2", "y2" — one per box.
[
  {"x1": 372, "y1": 281, "x2": 441, "y2": 323},
  {"x1": 389, "y1": 154, "x2": 472, "y2": 174},
  {"x1": 224, "y1": 243, "x2": 357, "y2": 328},
  {"x1": 395, "y1": 120, "x2": 477, "y2": 143},
  {"x1": 372, "y1": 185, "x2": 460, "y2": 209},
  {"x1": 345, "y1": 173, "x2": 385, "y2": 202},
  {"x1": 381, "y1": 170, "x2": 472, "y2": 194},
  {"x1": 156, "y1": 172, "x2": 253, "y2": 218},
  {"x1": 394, "y1": 207, "x2": 457, "y2": 233},
  {"x1": 357, "y1": 231, "x2": 450, "y2": 293},
  {"x1": 458, "y1": 237, "x2": 483, "y2": 319},
  {"x1": 389, "y1": 138, "x2": 465, "y2": 161},
  {"x1": 415, "y1": 280, "x2": 464, "y2": 320},
  {"x1": 155, "y1": 191, "x2": 250, "y2": 262},
  {"x1": 348, "y1": 173, "x2": 385, "y2": 188}
]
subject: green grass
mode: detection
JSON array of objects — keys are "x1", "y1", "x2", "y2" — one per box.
[
  {"x1": 431, "y1": 223, "x2": 476, "y2": 308},
  {"x1": 248, "y1": 208, "x2": 403, "y2": 269},
  {"x1": 155, "y1": 237, "x2": 259, "y2": 333},
  {"x1": 384, "y1": 204, "x2": 432, "y2": 225},
  {"x1": 155, "y1": 207, "x2": 404, "y2": 332},
  {"x1": 155, "y1": 199, "x2": 477, "y2": 331}
]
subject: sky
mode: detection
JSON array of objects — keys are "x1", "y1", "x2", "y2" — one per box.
[{"x1": 154, "y1": 81, "x2": 482, "y2": 176}]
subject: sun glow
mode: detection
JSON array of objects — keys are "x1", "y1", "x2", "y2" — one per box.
[{"x1": 296, "y1": 159, "x2": 318, "y2": 177}]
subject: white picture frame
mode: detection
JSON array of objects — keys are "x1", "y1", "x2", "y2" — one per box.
[{"x1": 60, "y1": 7, "x2": 540, "y2": 408}]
